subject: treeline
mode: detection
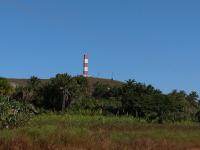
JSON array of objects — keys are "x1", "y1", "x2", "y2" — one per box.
[{"x1": 1, "y1": 74, "x2": 200, "y2": 124}]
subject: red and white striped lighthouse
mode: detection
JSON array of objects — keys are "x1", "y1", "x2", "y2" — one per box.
[{"x1": 83, "y1": 53, "x2": 89, "y2": 77}]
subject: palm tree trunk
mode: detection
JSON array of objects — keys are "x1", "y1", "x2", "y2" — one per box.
[{"x1": 62, "y1": 90, "x2": 66, "y2": 112}]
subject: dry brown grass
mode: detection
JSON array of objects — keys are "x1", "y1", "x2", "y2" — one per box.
[
  {"x1": 8, "y1": 77, "x2": 123, "y2": 89},
  {"x1": 1, "y1": 136, "x2": 200, "y2": 150},
  {"x1": 0, "y1": 114, "x2": 200, "y2": 150}
]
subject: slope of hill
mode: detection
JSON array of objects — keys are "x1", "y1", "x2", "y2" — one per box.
[{"x1": 8, "y1": 77, "x2": 123, "y2": 88}]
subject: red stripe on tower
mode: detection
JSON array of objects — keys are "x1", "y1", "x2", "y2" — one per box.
[{"x1": 83, "y1": 53, "x2": 89, "y2": 77}]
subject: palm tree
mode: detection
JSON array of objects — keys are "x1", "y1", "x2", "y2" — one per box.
[{"x1": 51, "y1": 74, "x2": 78, "y2": 111}]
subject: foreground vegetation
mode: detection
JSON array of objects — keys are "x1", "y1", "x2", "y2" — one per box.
[
  {"x1": 0, "y1": 97, "x2": 36, "y2": 128},
  {"x1": 1, "y1": 74, "x2": 200, "y2": 149},
  {"x1": 0, "y1": 114, "x2": 200, "y2": 150}
]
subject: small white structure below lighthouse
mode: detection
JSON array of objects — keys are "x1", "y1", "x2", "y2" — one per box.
[{"x1": 83, "y1": 53, "x2": 89, "y2": 77}]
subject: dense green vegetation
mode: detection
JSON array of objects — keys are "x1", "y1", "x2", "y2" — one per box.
[{"x1": 0, "y1": 74, "x2": 200, "y2": 128}]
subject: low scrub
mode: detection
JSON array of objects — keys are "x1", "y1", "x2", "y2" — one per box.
[{"x1": 0, "y1": 97, "x2": 36, "y2": 129}]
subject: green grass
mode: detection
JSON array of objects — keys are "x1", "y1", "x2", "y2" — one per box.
[{"x1": 0, "y1": 114, "x2": 200, "y2": 150}]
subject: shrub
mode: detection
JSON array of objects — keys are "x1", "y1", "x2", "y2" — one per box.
[
  {"x1": 195, "y1": 111, "x2": 200, "y2": 122},
  {"x1": 0, "y1": 77, "x2": 13, "y2": 97},
  {"x1": 0, "y1": 97, "x2": 36, "y2": 128}
]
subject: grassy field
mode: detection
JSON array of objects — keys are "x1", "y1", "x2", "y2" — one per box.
[{"x1": 0, "y1": 114, "x2": 200, "y2": 150}]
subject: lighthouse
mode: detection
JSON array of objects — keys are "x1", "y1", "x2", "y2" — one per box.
[{"x1": 83, "y1": 53, "x2": 89, "y2": 77}]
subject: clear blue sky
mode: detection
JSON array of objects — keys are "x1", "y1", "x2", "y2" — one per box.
[{"x1": 0, "y1": 0, "x2": 200, "y2": 94}]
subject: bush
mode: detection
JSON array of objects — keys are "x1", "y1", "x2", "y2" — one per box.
[
  {"x1": 0, "y1": 97, "x2": 36, "y2": 128},
  {"x1": 68, "y1": 97, "x2": 122, "y2": 116},
  {"x1": 0, "y1": 77, "x2": 13, "y2": 96},
  {"x1": 195, "y1": 111, "x2": 200, "y2": 122}
]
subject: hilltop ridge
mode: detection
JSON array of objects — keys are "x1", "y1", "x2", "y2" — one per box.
[{"x1": 7, "y1": 77, "x2": 123, "y2": 88}]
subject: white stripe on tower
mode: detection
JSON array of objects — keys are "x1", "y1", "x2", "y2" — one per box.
[{"x1": 83, "y1": 53, "x2": 89, "y2": 77}]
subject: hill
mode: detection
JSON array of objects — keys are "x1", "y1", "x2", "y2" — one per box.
[{"x1": 8, "y1": 77, "x2": 123, "y2": 89}]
